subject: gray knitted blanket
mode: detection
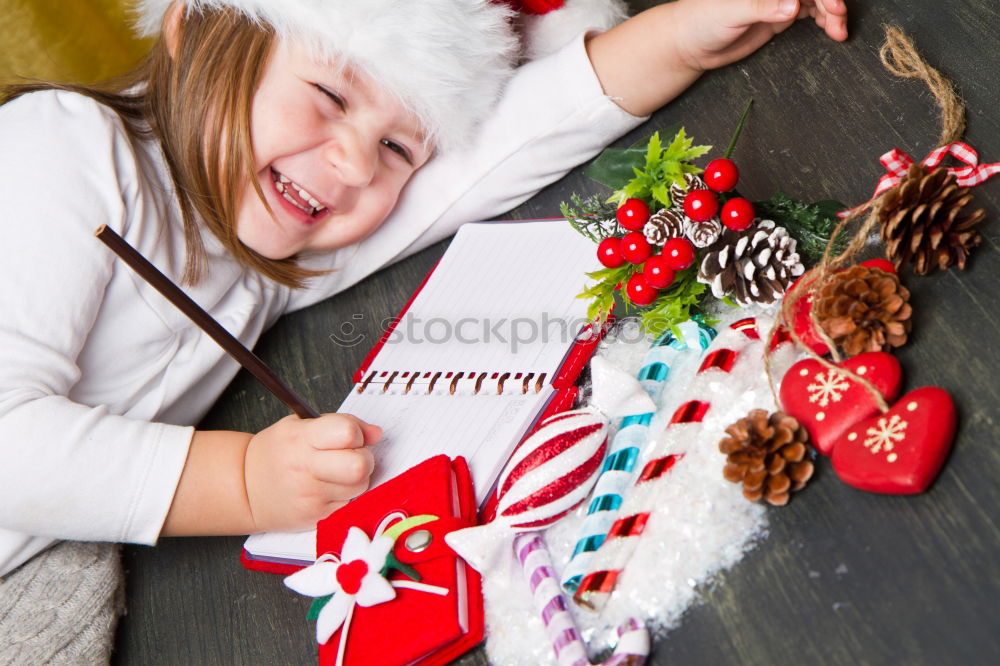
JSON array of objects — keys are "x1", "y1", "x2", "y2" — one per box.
[{"x1": 0, "y1": 542, "x2": 124, "y2": 664}]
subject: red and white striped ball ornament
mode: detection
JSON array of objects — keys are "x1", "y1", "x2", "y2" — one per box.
[{"x1": 446, "y1": 356, "x2": 656, "y2": 573}]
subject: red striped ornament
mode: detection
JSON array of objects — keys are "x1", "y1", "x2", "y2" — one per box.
[{"x1": 446, "y1": 357, "x2": 656, "y2": 573}]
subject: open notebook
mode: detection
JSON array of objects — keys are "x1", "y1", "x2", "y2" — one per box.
[{"x1": 243, "y1": 219, "x2": 601, "y2": 566}]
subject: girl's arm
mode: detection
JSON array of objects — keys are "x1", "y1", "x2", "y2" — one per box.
[
  {"x1": 161, "y1": 415, "x2": 380, "y2": 536},
  {"x1": 585, "y1": 0, "x2": 848, "y2": 117}
]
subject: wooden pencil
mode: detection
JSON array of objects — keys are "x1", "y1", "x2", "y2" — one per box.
[{"x1": 94, "y1": 225, "x2": 320, "y2": 419}]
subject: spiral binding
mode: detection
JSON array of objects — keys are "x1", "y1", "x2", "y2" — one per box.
[{"x1": 356, "y1": 370, "x2": 548, "y2": 395}]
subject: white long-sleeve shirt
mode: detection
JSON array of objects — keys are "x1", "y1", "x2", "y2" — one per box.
[{"x1": 0, "y1": 34, "x2": 644, "y2": 576}]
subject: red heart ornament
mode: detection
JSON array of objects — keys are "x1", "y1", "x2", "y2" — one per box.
[
  {"x1": 831, "y1": 386, "x2": 956, "y2": 494},
  {"x1": 780, "y1": 352, "x2": 902, "y2": 456},
  {"x1": 336, "y1": 559, "x2": 369, "y2": 595}
]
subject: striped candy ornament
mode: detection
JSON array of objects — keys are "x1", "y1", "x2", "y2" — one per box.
[
  {"x1": 515, "y1": 533, "x2": 649, "y2": 666},
  {"x1": 446, "y1": 357, "x2": 656, "y2": 574},
  {"x1": 562, "y1": 319, "x2": 717, "y2": 591},
  {"x1": 573, "y1": 318, "x2": 765, "y2": 610}
]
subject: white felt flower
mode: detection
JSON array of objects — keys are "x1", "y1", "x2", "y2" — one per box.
[{"x1": 284, "y1": 527, "x2": 397, "y2": 643}]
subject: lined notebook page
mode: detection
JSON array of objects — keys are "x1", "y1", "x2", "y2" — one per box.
[
  {"x1": 367, "y1": 220, "x2": 598, "y2": 380},
  {"x1": 341, "y1": 385, "x2": 556, "y2": 503},
  {"x1": 244, "y1": 220, "x2": 597, "y2": 563}
]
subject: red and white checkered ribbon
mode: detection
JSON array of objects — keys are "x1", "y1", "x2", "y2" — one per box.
[{"x1": 839, "y1": 141, "x2": 1000, "y2": 218}]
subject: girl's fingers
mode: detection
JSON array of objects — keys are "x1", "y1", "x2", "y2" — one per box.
[
  {"x1": 307, "y1": 413, "x2": 383, "y2": 450},
  {"x1": 311, "y1": 446, "x2": 375, "y2": 488},
  {"x1": 712, "y1": 0, "x2": 800, "y2": 28},
  {"x1": 813, "y1": 0, "x2": 848, "y2": 40}
]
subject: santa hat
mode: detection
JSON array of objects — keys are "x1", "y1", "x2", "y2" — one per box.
[{"x1": 134, "y1": 0, "x2": 627, "y2": 151}]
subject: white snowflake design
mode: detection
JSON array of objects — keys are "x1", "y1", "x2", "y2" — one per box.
[
  {"x1": 807, "y1": 369, "x2": 851, "y2": 407},
  {"x1": 864, "y1": 414, "x2": 908, "y2": 454}
]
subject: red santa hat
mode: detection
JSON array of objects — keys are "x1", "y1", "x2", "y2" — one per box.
[{"x1": 134, "y1": 0, "x2": 627, "y2": 151}]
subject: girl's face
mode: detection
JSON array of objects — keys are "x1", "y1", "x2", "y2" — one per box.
[{"x1": 236, "y1": 39, "x2": 433, "y2": 260}]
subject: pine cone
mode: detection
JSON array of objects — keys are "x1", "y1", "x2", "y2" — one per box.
[
  {"x1": 879, "y1": 163, "x2": 986, "y2": 274},
  {"x1": 813, "y1": 264, "x2": 911, "y2": 356},
  {"x1": 643, "y1": 208, "x2": 688, "y2": 245},
  {"x1": 687, "y1": 216, "x2": 723, "y2": 248},
  {"x1": 697, "y1": 219, "x2": 804, "y2": 305},
  {"x1": 669, "y1": 173, "x2": 707, "y2": 209},
  {"x1": 720, "y1": 410, "x2": 814, "y2": 506}
]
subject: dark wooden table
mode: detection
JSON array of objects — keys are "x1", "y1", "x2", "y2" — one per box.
[{"x1": 114, "y1": 2, "x2": 1000, "y2": 663}]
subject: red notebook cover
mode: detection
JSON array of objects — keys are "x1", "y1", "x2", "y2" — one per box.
[{"x1": 313, "y1": 455, "x2": 483, "y2": 666}]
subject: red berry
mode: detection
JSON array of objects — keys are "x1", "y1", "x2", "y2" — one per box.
[
  {"x1": 596, "y1": 237, "x2": 625, "y2": 268},
  {"x1": 616, "y1": 198, "x2": 651, "y2": 231},
  {"x1": 704, "y1": 158, "x2": 740, "y2": 192},
  {"x1": 683, "y1": 189, "x2": 719, "y2": 222},
  {"x1": 643, "y1": 255, "x2": 676, "y2": 289},
  {"x1": 626, "y1": 272, "x2": 658, "y2": 305},
  {"x1": 620, "y1": 231, "x2": 652, "y2": 264},
  {"x1": 660, "y1": 237, "x2": 696, "y2": 271},
  {"x1": 720, "y1": 197, "x2": 755, "y2": 231}
]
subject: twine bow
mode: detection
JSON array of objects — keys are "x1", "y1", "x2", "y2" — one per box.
[{"x1": 839, "y1": 141, "x2": 1000, "y2": 218}]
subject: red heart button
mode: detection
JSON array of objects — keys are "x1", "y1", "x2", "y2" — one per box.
[
  {"x1": 336, "y1": 559, "x2": 369, "y2": 595},
  {"x1": 780, "y1": 352, "x2": 902, "y2": 456},
  {"x1": 831, "y1": 386, "x2": 956, "y2": 494}
]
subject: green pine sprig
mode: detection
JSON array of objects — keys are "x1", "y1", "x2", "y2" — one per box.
[
  {"x1": 752, "y1": 192, "x2": 848, "y2": 265},
  {"x1": 560, "y1": 193, "x2": 621, "y2": 243},
  {"x1": 610, "y1": 129, "x2": 712, "y2": 208}
]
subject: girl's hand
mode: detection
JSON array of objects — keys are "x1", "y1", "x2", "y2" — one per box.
[
  {"x1": 244, "y1": 413, "x2": 381, "y2": 532},
  {"x1": 677, "y1": 0, "x2": 848, "y2": 73}
]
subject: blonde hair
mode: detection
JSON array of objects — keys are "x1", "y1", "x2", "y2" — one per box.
[{"x1": 2, "y1": 6, "x2": 325, "y2": 288}]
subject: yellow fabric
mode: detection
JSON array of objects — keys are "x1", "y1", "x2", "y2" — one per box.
[{"x1": 0, "y1": 0, "x2": 152, "y2": 86}]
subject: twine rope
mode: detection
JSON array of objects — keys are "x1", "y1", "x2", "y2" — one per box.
[{"x1": 766, "y1": 25, "x2": 967, "y2": 413}]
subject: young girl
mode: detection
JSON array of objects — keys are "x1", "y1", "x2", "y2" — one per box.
[{"x1": 0, "y1": 0, "x2": 845, "y2": 598}]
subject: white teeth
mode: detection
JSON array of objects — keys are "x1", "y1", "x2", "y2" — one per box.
[
  {"x1": 273, "y1": 169, "x2": 327, "y2": 215},
  {"x1": 292, "y1": 181, "x2": 315, "y2": 201}
]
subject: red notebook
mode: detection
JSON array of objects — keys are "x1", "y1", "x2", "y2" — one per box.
[
  {"x1": 243, "y1": 220, "x2": 602, "y2": 569},
  {"x1": 307, "y1": 455, "x2": 482, "y2": 666}
]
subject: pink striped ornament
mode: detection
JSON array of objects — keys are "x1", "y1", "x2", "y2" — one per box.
[
  {"x1": 515, "y1": 532, "x2": 649, "y2": 666},
  {"x1": 574, "y1": 318, "x2": 765, "y2": 610}
]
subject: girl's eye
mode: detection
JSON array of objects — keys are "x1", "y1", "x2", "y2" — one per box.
[
  {"x1": 315, "y1": 85, "x2": 346, "y2": 110},
  {"x1": 381, "y1": 138, "x2": 412, "y2": 165}
]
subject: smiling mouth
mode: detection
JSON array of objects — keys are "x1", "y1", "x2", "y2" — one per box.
[{"x1": 271, "y1": 168, "x2": 328, "y2": 217}]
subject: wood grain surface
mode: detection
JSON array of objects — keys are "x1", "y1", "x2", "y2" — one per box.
[{"x1": 114, "y1": 1, "x2": 1000, "y2": 663}]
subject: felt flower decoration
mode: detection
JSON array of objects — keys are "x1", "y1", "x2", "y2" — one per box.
[{"x1": 284, "y1": 527, "x2": 396, "y2": 644}]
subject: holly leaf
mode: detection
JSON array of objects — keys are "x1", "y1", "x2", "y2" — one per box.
[
  {"x1": 645, "y1": 131, "x2": 663, "y2": 170},
  {"x1": 585, "y1": 147, "x2": 647, "y2": 192},
  {"x1": 606, "y1": 127, "x2": 710, "y2": 207},
  {"x1": 382, "y1": 553, "x2": 420, "y2": 582},
  {"x1": 651, "y1": 182, "x2": 671, "y2": 208},
  {"x1": 577, "y1": 264, "x2": 636, "y2": 322},
  {"x1": 306, "y1": 594, "x2": 333, "y2": 621},
  {"x1": 583, "y1": 124, "x2": 682, "y2": 192},
  {"x1": 637, "y1": 267, "x2": 712, "y2": 336}
]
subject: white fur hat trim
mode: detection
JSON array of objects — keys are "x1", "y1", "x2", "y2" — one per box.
[{"x1": 133, "y1": 0, "x2": 519, "y2": 151}]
